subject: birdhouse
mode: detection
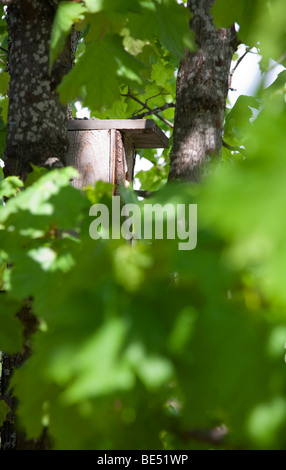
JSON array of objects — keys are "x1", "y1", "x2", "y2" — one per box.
[{"x1": 66, "y1": 119, "x2": 169, "y2": 189}]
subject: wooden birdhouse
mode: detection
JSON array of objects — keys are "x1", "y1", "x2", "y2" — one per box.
[{"x1": 66, "y1": 119, "x2": 169, "y2": 189}]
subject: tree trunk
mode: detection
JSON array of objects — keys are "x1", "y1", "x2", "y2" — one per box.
[
  {"x1": 3, "y1": 0, "x2": 77, "y2": 180},
  {"x1": 0, "y1": 305, "x2": 50, "y2": 450},
  {"x1": 0, "y1": 0, "x2": 79, "y2": 450},
  {"x1": 168, "y1": 0, "x2": 237, "y2": 182}
]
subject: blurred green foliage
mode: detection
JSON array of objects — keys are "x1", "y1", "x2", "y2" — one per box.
[{"x1": 0, "y1": 0, "x2": 286, "y2": 451}]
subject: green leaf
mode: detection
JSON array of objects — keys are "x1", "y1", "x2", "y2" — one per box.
[
  {"x1": 84, "y1": 180, "x2": 114, "y2": 205},
  {"x1": 254, "y1": 0, "x2": 286, "y2": 67},
  {"x1": 0, "y1": 167, "x2": 79, "y2": 224},
  {"x1": 0, "y1": 259, "x2": 6, "y2": 288},
  {"x1": 0, "y1": 97, "x2": 8, "y2": 159},
  {"x1": 151, "y1": 61, "x2": 175, "y2": 89},
  {"x1": 136, "y1": 164, "x2": 169, "y2": 191},
  {"x1": 112, "y1": 243, "x2": 153, "y2": 292},
  {"x1": 0, "y1": 72, "x2": 9, "y2": 96},
  {"x1": 224, "y1": 95, "x2": 260, "y2": 145},
  {"x1": 60, "y1": 318, "x2": 135, "y2": 404},
  {"x1": 24, "y1": 164, "x2": 49, "y2": 187},
  {"x1": 212, "y1": 0, "x2": 286, "y2": 66},
  {"x1": 128, "y1": 0, "x2": 194, "y2": 60},
  {"x1": 58, "y1": 38, "x2": 118, "y2": 109},
  {"x1": 82, "y1": 0, "x2": 103, "y2": 13},
  {"x1": 0, "y1": 298, "x2": 24, "y2": 353},
  {"x1": 156, "y1": 0, "x2": 194, "y2": 59},
  {"x1": 0, "y1": 400, "x2": 10, "y2": 427},
  {"x1": 58, "y1": 34, "x2": 145, "y2": 111},
  {"x1": 211, "y1": 0, "x2": 262, "y2": 44},
  {"x1": 167, "y1": 307, "x2": 198, "y2": 356},
  {"x1": 58, "y1": 1, "x2": 190, "y2": 113},
  {"x1": 246, "y1": 398, "x2": 286, "y2": 448},
  {"x1": 50, "y1": 1, "x2": 87, "y2": 67},
  {"x1": 264, "y1": 70, "x2": 286, "y2": 98},
  {"x1": 201, "y1": 94, "x2": 286, "y2": 306},
  {"x1": 84, "y1": 0, "x2": 141, "y2": 14},
  {"x1": 125, "y1": 343, "x2": 174, "y2": 390},
  {"x1": 0, "y1": 167, "x2": 3, "y2": 206},
  {"x1": 0, "y1": 97, "x2": 8, "y2": 127},
  {"x1": 0, "y1": 176, "x2": 24, "y2": 199}
]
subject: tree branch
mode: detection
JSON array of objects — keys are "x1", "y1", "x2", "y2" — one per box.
[
  {"x1": 121, "y1": 91, "x2": 174, "y2": 128},
  {"x1": 131, "y1": 103, "x2": 175, "y2": 121},
  {"x1": 178, "y1": 425, "x2": 229, "y2": 447},
  {"x1": 229, "y1": 47, "x2": 258, "y2": 90},
  {"x1": 134, "y1": 189, "x2": 154, "y2": 199},
  {"x1": 223, "y1": 140, "x2": 247, "y2": 157},
  {"x1": 145, "y1": 91, "x2": 170, "y2": 105}
]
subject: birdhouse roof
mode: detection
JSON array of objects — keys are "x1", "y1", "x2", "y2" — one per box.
[{"x1": 67, "y1": 119, "x2": 169, "y2": 149}]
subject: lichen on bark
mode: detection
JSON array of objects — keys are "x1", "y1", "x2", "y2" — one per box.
[
  {"x1": 4, "y1": 0, "x2": 76, "y2": 180},
  {"x1": 169, "y1": 0, "x2": 237, "y2": 182}
]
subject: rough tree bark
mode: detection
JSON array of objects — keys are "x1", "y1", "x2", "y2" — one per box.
[
  {"x1": 3, "y1": 0, "x2": 77, "y2": 180},
  {"x1": 0, "y1": 305, "x2": 51, "y2": 450},
  {"x1": 0, "y1": 0, "x2": 80, "y2": 450},
  {"x1": 168, "y1": 0, "x2": 237, "y2": 182}
]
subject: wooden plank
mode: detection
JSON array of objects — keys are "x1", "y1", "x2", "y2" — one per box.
[
  {"x1": 66, "y1": 119, "x2": 169, "y2": 149},
  {"x1": 66, "y1": 129, "x2": 111, "y2": 188},
  {"x1": 66, "y1": 129, "x2": 136, "y2": 188},
  {"x1": 109, "y1": 131, "x2": 135, "y2": 191},
  {"x1": 123, "y1": 134, "x2": 136, "y2": 182}
]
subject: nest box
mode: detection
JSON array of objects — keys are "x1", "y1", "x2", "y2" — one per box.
[{"x1": 66, "y1": 119, "x2": 169, "y2": 189}]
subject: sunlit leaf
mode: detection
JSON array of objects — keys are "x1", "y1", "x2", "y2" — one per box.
[
  {"x1": 50, "y1": 1, "x2": 87, "y2": 66},
  {"x1": 58, "y1": 34, "x2": 144, "y2": 111}
]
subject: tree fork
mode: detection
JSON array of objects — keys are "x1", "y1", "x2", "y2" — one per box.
[{"x1": 168, "y1": 0, "x2": 237, "y2": 182}]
